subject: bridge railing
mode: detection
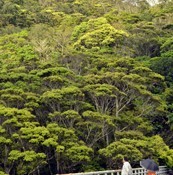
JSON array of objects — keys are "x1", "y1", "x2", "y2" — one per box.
[{"x1": 57, "y1": 166, "x2": 169, "y2": 175}]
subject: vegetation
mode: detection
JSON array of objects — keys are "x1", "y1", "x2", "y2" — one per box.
[{"x1": 0, "y1": 0, "x2": 173, "y2": 174}]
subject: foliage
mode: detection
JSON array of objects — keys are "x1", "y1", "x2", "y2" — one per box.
[
  {"x1": 0, "y1": 0, "x2": 173, "y2": 174},
  {"x1": 99, "y1": 132, "x2": 173, "y2": 169},
  {"x1": 72, "y1": 17, "x2": 129, "y2": 54}
]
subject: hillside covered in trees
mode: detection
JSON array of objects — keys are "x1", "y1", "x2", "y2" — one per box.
[{"x1": 0, "y1": 0, "x2": 173, "y2": 174}]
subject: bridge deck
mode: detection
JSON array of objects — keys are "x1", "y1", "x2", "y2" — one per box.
[{"x1": 57, "y1": 166, "x2": 169, "y2": 175}]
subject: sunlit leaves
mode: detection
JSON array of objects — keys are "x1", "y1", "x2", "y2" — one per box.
[
  {"x1": 65, "y1": 144, "x2": 93, "y2": 162},
  {"x1": 99, "y1": 133, "x2": 173, "y2": 168},
  {"x1": 72, "y1": 17, "x2": 129, "y2": 53},
  {"x1": 0, "y1": 0, "x2": 173, "y2": 173},
  {"x1": 8, "y1": 150, "x2": 46, "y2": 175},
  {"x1": 9, "y1": 150, "x2": 46, "y2": 161},
  {"x1": 20, "y1": 126, "x2": 49, "y2": 144}
]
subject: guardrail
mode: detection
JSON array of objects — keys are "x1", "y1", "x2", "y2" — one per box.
[{"x1": 56, "y1": 166, "x2": 169, "y2": 175}]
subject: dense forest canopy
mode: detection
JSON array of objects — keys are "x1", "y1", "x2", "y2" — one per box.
[{"x1": 0, "y1": 0, "x2": 173, "y2": 174}]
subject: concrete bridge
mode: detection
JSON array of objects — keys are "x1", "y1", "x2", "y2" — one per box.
[{"x1": 57, "y1": 166, "x2": 170, "y2": 175}]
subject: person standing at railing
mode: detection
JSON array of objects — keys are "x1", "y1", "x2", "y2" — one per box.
[
  {"x1": 122, "y1": 157, "x2": 133, "y2": 175},
  {"x1": 140, "y1": 158, "x2": 159, "y2": 175}
]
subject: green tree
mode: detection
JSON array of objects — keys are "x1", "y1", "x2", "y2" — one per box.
[
  {"x1": 0, "y1": 105, "x2": 46, "y2": 175},
  {"x1": 99, "y1": 132, "x2": 173, "y2": 169},
  {"x1": 72, "y1": 17, "x2": 129, "y2": 54}
]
